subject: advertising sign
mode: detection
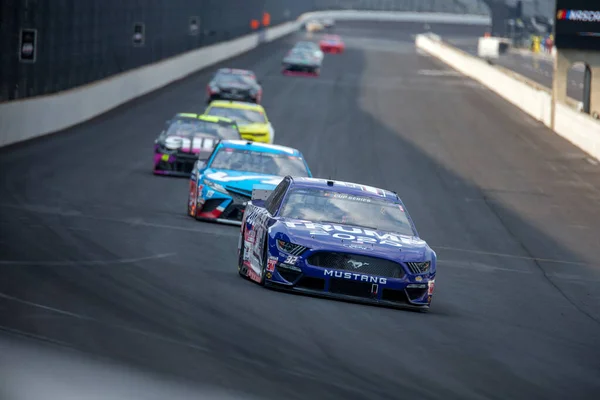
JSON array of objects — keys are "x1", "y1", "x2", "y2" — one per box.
[
  {"x1": 555, "y1": 0, "x2": 600, "y2": 50},
  {"x1": 19, "y1": 29, "x2": 37, "y2": 63}
]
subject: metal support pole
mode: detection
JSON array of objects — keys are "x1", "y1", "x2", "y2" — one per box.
[{"x1": 583, "y1": 65, "x2": 592, "y2": 115}]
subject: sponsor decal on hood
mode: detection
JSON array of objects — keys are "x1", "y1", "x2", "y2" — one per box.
[
  {"x1": 204, "y1": 170, "x2": 282, "y2": 193},
  {"x1": 282, "y1": 220, "x2": 426, "y2": 249},
  {"x1": 238, "y1": 123, "x2": 269, "y2": 131}
]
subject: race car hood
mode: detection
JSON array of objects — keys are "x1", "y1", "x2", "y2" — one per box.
[
  {"x1": 202, "y1": 169, "x2": 283, "y2": 196},
  {"x1": 276, "y1": 219, "x2": 430, "y2": 262},
  {"x1": 237, "y1": 123, "x2": 270, "y2": 134}
]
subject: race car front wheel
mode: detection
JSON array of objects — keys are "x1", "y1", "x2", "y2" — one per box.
[
  {"x1": 238, "y1": 229, "x2": 247, "y2": 278},
  {"x1": 258, "y1": 236, "x2": 268, "y2": 286}
]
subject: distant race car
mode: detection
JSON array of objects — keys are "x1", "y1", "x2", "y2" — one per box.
[
  {"x1": 153, "y1": 113, "x2": 241, "y2": 176},
  {"x1": 319, "y1": 35, "x2": 345, "y2": 53},
  {"x1": 237, "y1": 177, "x2": 437, "y2": 311},
  {"x1": 293, "y1": 41, "x2": 324, "y2": 62},
  {"x1": 321, "y1": 18, "x2": 335, "y2": 29},
  {"x1": 282, "y1": 48, "x2": 322, "y2": 76},
  {"x1": 187, "y1": 140, "x2": 312, "y2": 225},
  {"x1": 206, "y1": 68, "x2": 262, "y2": 104},
  {"x1": 204, "y1": 100, "x2": 274, "y2": 143}
]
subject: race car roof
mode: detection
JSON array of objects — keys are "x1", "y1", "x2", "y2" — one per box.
[
  {"x1": 218, "y1": 140, "x2": 302, "y2": 156},
  {"x1": 294, "y1": 41, "x2": 318, "y2": 48},
  {"x1": 174, "y1": 113, "x2": 236, "y2": 125},
  {"x1": 216, "y1": 68, "x2": 255, "y2": 76},
  {"x1": 289, "y1": 177, "x2": 397, "y2": 199},
  {"x1": 207, "y1": 100, "x2": 266, "y2": 113}
]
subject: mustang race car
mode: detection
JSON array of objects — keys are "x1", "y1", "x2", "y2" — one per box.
[
  {"x1": 153, "y1": 113, "x2": 240, "y2": 176},
  {"x1": 319, "y1": 35, "x2": 345, "y2": 53},
  {"x1": 238, "y1": 177, "x2": 437, "y2": 311},
  {"x1": 321, "y1": 18, "x2": 335, "y2": 29},
  {"x1": 282, "y1": 48, "x2": 322, "y2": 76},
  {"x1": 206, "y1": 68, "x2": 263, "y2": 104},
  {"x1": 204, "y1": 100, "x2": 274, "y2": 143},
  {"x1": 188, "y1": 140, "x2": 312, "y2": 225}
]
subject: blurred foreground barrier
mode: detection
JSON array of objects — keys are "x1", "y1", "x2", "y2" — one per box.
[
  {"x1": 0, "y1": 12, "x2": 489, "y2": 148},
  {"x1": 416, "y1": 33, "x2": 600, "y2": 162}
]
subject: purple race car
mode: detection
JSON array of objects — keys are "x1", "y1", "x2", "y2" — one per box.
[
  {"x1": 153, "y1": 113, "x2": 240, "y2": 176},
  {"x1": 237, "y1": 177, "x2": 437, "y2": 311}
]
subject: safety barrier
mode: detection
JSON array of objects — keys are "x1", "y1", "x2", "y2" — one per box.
[
  {"x1": 416, "y1": 33, "x2": 600, "y2": 162},
  {"x1": 298, "y1": 11, "x2": 490, "y2": 25},
  {"x1": 0, "y1": 12, "x2": 489, "y2": 148}
]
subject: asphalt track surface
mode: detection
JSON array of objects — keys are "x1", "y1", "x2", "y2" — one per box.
[
  {"x1": 1, "y1": 21, "x2": 600, "y2": 399},
  {"x1": 447, "y1": 36, "x2": 585, "y2": 102}
]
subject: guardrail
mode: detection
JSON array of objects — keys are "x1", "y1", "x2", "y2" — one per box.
[
  {"x1": 298, "y1": 10, "x2": 490, "y2": 25},
  {"x1": 0, "y1": 11, "x2": 489, "y2": 148},
  {"x1": 416, "y1": 33, "x2": 600, "y2": 162}
]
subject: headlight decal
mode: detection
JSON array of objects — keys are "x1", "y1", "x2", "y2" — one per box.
[
  {"x1": 276, "y1": 239, "x2": 308, "y2": 256},
  {"x1": 406, "y1": 261, "x2": 431, "y2": 274},
  {"x1": 204, "y1": 179, "x2": 228, "y2": 194}
]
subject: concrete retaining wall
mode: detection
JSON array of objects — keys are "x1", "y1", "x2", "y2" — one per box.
[{"x1": 416, "y1": 33, "x2": 600, "y2": 162}]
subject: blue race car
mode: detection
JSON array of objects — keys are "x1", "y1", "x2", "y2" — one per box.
[
  {"x1": 237, "y1": 177, "x2": 437, "y2": 311},
  {"x1": 187, "y1": 140, "x2": 312, "y2": 225}
]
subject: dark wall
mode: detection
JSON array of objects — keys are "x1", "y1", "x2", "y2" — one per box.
[{"x1": 0, "y1": 0, "x2": 316, "y2": 102}]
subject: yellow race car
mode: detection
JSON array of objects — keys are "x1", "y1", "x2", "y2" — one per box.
[{"x1": 203, "y1": 100, "x2": 274, "y2": 143}]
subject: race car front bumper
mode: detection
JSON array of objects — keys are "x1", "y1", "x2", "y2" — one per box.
[
  {"x1": 320, "y1": 45, "x2": 344, "y2": 54},
  {"x1": 153, "y1": 151, "x2": 196, "y2": 176},
  {"x1": 263, "y1": 250, "x2": 434, "y2": 311},
  {"x1": 194, "y1": 188, "x2": 251, "y2": 225},
  {"x1": 240, "y1": 132, "x2": 270, "y2": 143},
  {"x1": 282, "y1": 63, "x2": 320, "y2": 76},
  {"x1": 208, "y1": 92, "x2": 258, "y2": 104}
]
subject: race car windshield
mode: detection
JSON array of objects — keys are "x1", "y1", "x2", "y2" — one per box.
[
  {"x1": 206, "y1": 107, "x2": 266, "y2": 125},
  {"x1": 215, "y1": 74, "x2": 255, "y2": 85},
  {"x1": 209, "y1": 148, "x2": 309, "y2": 176},
  {"x1": 289, "y1": 50, "x2": 313, "y2": 59},
  {"x1": 278, "y1": 188, "x2": 415, "y2": 236},
  {"x1": 167, "y1": 119, "x2": 238, "y2": 139}
]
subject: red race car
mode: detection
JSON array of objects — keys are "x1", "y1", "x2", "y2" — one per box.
[{"x1": 319, "y1": 35, "x2": 345, "y2": 53}]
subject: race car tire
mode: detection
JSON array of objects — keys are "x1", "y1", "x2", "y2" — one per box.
[
  {"x1": 237, "y1": 232, "x2": 247, "y2": 278},
  {"x1": 193, "y1": 204, "x2": 201, "y2": 220},
  {"x1": 193, "y1": 196, "x2": 204, "y2": 220},
  {"x1": 187, "y1": 187, "x2": 194, "y2": 217},
  {"x1": 237, "y1": 224, "x2": 251, "y2": 278},
  {"x1": 258, "y1": 235, "x2": 268, "y2": 286}
]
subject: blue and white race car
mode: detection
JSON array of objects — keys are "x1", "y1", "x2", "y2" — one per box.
[
  {"x1": 187, "y1": 140, "x2": 312, "y2": 225},
  {"x1": 238, "y1": 177, "x2": 437, "y2": 311}
]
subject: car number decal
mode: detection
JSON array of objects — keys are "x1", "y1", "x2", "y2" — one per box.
[{"x1": 284, "y1": 255, "x2": 298, "y2": 265}]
